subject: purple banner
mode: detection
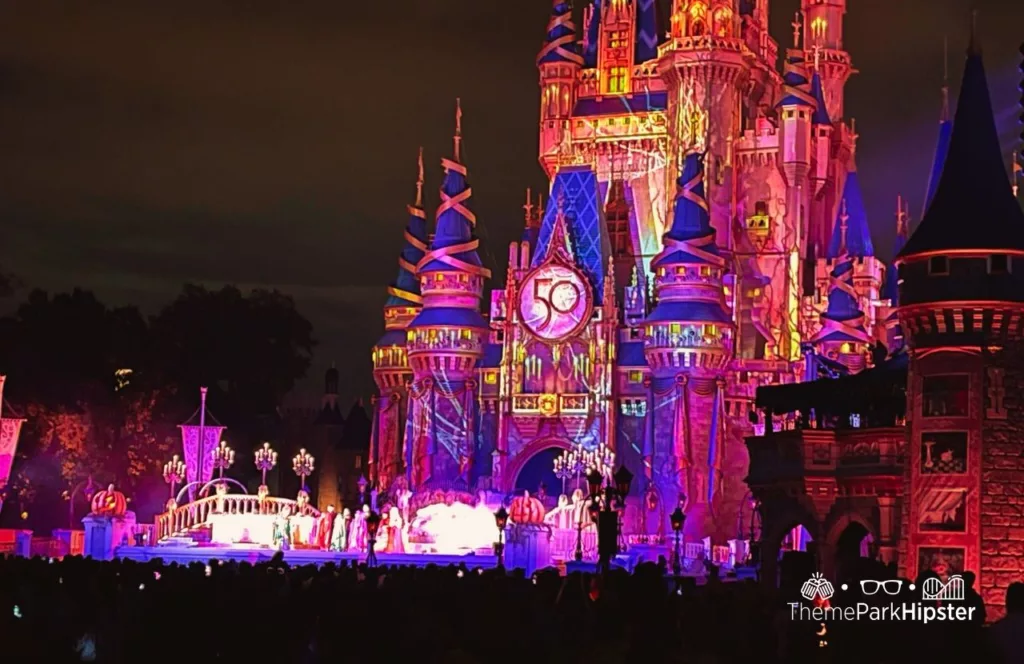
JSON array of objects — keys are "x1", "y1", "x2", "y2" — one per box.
[{"x1": 178, "y1": 425, "x2": 226, "y2": 500}]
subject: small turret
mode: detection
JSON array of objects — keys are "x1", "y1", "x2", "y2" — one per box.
[
  {"x1": 407, "y1": 100, "x2": 492, "y2": 378},
  {"x1": 644, "y1": 152, "x2": 733, "y2": 375},
  {"x1": 825, "y1": 172, "x2": 873, "y2": 260},
  {"x1": 809, "y1": 68, "x2": 833, "y2": 193},
  {"x1": 538, "y1": 0, "x2": 583, "y2": 178},
  {"x1": 813, "y1": 205, "x2": 871, "y2": 371}
]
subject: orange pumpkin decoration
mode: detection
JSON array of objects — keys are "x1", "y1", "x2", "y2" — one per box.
[
  {"x1": 90, "y1": 484, "x2": 128, "y2": 517},
  {"x1": 509, "y1": 493, "x2": 546, "y2": 525}
]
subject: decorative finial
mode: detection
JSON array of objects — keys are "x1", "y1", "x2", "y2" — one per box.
[
  {"x1": 524, "y1": 188, "x2": 534, "y2": 224},
  {"x1": 454, "y1": 98, "x2": 463, "y2": 162},
  {"x1": 940, "y1": 37, "x2": 950, "y2": 122},
  {"x1": 812, "y1": 44, "x2": 821, "y2": 72},
  {"x1": 896, "y1": 194, "x2": 907, "y2": 235},
  {"x1": 792, "y1": 11, "x2": 802, "y2": 49},
  {"x1": 415, "y1": 146, "x2": 425, "y2": 208},
  {"x1": 536, "y1": 192, "x2": 543, "y2": 223}
]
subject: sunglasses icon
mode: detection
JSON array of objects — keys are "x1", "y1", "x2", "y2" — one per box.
[{"x1": 860, "y1": 580, "x2": 903, "y2": 596}]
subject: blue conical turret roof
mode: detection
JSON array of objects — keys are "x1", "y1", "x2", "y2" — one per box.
[
  {"x1": 417, "y1": 103, "x2": 488, "y2": 276},
  {"x1": 814, "y1": 217, "x2": 870, "y2": 345},
  {"x1": 826, "y1": 173, "x2": 874, "y2": 259},
  {"x1": 538, "y1": 0, "x2": 583, "y2": 67},
  {"x1": 385, "y1": 149, "x2": 429, "y2": 308},
  {"x1": 635, "y1": 0, "x2": 658, "y2": 63},
  {"x1": 921, "y1": 88, "x2": 953, "y2": 219},
  {"x1": 653, "y1": 152, "x2": 721, "y2": 268},
  {"x1": 809, "y1": 72, "x2": 832, "y2": 125},
  {"x1": 899, "y1": 44, "x2": 1024, "y2": 258},
  {"x1": 646, "y1": 152, "x2": 731, "y2": 325},
  {"x1": 583, "y1": 0, "x2": 602, "y2": 68},
  {"x1": 777, "y1": 52, "x2": 815, "y2": 108}
]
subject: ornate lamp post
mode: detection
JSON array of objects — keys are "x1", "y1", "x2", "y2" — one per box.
[
  {"x1": 292, "y1": 448, "x2": 315, "y2": 493},
  {"x1": 163, "y1": 455, "x2": 185, "y2": 501},
  {"x1": 211, "y1": 440, "x2": 235, "y2": 479},
  {"x1": 588, "y1": 465, "x2": 633, "y2": 574},
  {"x1": 494, "y1": 506, "x2": 509, "y2": 568},
  {"x1": 670, "y1": 502, "x2": 686, "y2": 577},
  {"x1": 357, "y1": 475, "x2": 368, "y2": 507},
  {"x1": 365, "y1": 510, "x2": 382, "y2": 567},
  {"x1": 254, "y1": 442, "x2": 278, "y2": 486}
]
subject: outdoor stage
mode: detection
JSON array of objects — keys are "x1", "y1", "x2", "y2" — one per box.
[{"x1": 114, "y1": 543, "x2": 500, "y2": 569}]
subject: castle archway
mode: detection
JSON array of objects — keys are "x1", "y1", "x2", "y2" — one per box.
[{"x1": 504, "y1": 438, "x2": 574, "y2": 501}]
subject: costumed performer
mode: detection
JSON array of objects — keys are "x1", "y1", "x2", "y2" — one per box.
[
  {"x1": 273, "y1": 505, "x2": 293, "y2": 551},
  {"x1": 315, "y1": 504, "x2": 337, "y2": 551},
  {"x1": 331, "y1": 507, "x2": 350, "y2": 551}
]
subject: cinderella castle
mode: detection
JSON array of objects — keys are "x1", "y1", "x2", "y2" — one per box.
[{"x1": 368, "y1": 0, "x2": 956, "y2": 544}]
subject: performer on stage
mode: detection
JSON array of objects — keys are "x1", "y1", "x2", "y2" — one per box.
[
  {"x1": 315, "y1": 505, "x2": 337, "y2": 551},
  {"x1": 273, "y1": 505, "x2": 293, "y2": 551},
  {"x1": 348, "y1": 505, "x2": 368, "y2": 552},
  {"x1": 388, "y1": 506, "x2": 405, "y2": 553},
  {"x1": 330, "y1": 508, "x2": 350, "y2": 551},
  {"x1": 257, "y1": 485, "x2": 271, "y2": 514}
]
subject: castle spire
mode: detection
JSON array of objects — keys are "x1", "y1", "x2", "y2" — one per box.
[
  {"x1": 813, "y1": 207, "x2": 871, "y2": 351},
  {"x1": 415, "y1": 100, "x2": 491, "y2": 279},
  {"x1": 538, "y1": 0, "x2": 584, "y2": 67},
  {"x1": 826, "y1": 172, "x2": 874, "y2": 259},
  {"x1": 809, "y1": 71, "x2": 832, "y2": 125},
  {"x1": 583, "y1": 0, "x2": 603, "y2": 68},
  {"x1": 653, "y1": 151, "x2": 723, "y2": 268},
  {"x1": 899, "y1": 30, "x2": 1024, "y2": 258},
  {"x1": 383, "y1": 148, "x2": 430, "y2": 309},
  {"x1": 921, "y1": 40, "x2": 955, "y2": 219},
  {"x1": 882, "y1": 195, "x2": 909, "y2": 303}
]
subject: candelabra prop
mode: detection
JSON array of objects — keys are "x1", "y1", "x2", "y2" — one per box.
[
  {"x1": 494, "y1": 506, "x2": 509, "y2": 568},
  {"x1": 163, "y1": 455, "x2": 186, "y2": 500},
  {"x1": 553, "y1": 445, "x2": 586, "y2": 495},
  {"x1": 254, "y1": 442, "x2": 278, "y2": 486},
  {"x1": 292, "y1": 448, "x2": 315, "y2": 493},
  {"x1": 211, "y1": 440, "x2": 235, "y2": 479},
  {"x1": 365, "y1": 510, "x2": 381, "y2": 567},
  {"x1": 587, "y1": 465, "x2": 633, "y2": 574},
  {"x1": 670, "y1": 502, "x2": 686, "y2": 577}
]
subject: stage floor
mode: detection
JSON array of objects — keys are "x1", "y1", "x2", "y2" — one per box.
[{"x1": 114, "y1": 544, "x2": 500, "y2": 569}]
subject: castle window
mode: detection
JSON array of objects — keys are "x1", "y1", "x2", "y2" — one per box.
[
  {"x1": 608, "y1": 30, "x2": 627, "y2": 50},
  {"x1": 355, "y1": 455, "x2": 362, "y2": 469},
  {"x1": 928, "y1": 256, "x2": 949, "y2": 276},
  {"x1": 700, "y1": 266, "x2": 711, "y2": 277},
  {"x1": 606, "y1": 66, "x2": 628, "y2": 94},
  {"x1": 989, "y1": 254, "x2": 1009, "y2": 275},
  {"x1": 922, "y1": 375, "x2": 969, "y2": 417},
  {"x1": 785, "y1": 110, "x2": 795, "y2": 119},
  {"x1": 484, "y1": 372, "x2": 497, "y2": 385},
  {"x1": 628, "y1": 370, "x2": 643, "y2": 383}
]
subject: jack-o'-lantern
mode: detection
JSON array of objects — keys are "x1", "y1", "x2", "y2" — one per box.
[
  {"x1": 90, "y1": 484, "x2": 128, "y2": 517},
  {"x1": 509, "y1": 491, "x2": 546, "y2": 525}
]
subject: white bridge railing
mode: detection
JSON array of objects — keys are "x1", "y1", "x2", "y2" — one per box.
[{"x1": 156, "y1": 495, "x2": 319, "y2": 542}]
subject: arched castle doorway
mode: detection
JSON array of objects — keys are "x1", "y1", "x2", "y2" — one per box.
[{"x1": 504, "y1": 438, "x2": 573, "y2": 504}]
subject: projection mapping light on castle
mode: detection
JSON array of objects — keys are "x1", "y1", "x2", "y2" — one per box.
[{"x1": 370, "y1": 0, "x2": 917, "y2": 546}]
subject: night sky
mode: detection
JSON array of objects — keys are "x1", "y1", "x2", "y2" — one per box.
[{"x1": 1, "y1": 1, "x2": 1022, "y2": 408}]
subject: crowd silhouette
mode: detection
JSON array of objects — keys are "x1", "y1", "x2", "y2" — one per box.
[{"x1": 0, "y1": 553, "x2": 1020, "y2": 663}]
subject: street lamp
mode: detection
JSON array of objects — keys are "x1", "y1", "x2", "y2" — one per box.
[
  {"x1": 254, "y1": 442, "x2": 278, "y2": 486},
  {"x1": 590, "y1": 465, "x2": 633, "y2": 574},
  {"x1": 292, "y1": 448, "x2": 315, "y2": 493},
  {"x1": 365, "y1": 510, "x2": 382, "y2": 567},
  {"x1": 670, "y1": 502, "x2": 686, "y2": 577},
  {"x1": 211, "y1": 440, "x2": 235, "y2": 479},
  {"x1": 494, "y1": 506, "x2": 509, "y2": 568},
  {"x1": 163, "y1": 455, "x2": 185, "y2": 501}
]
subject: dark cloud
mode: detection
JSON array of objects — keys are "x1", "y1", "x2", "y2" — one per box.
[{"x1": 0, "y1": 0, "x2": 1021, "y2": 406}]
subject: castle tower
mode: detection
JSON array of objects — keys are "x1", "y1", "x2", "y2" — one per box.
[
  {"x1": 406, "y1": 101, "x2": 491, "y2": 489},
  {"x1": 314, "y1": 364, "x2": 344, "y2": 509},
  {"x1": 777, "y1": 47, "x2": 815, "y2": 258},
  {"x1": 812, "y1": 203, "x2": 871, "y2": 371},
  {"x1": 896, "y1": 37, "x2": 1024, "y2": 619},
  {"x1": 644, "y1": 151, "x2": 734, "y2": 539},
  {"x1": 800, "y1": 0, "x2": 852, "y2": 120},
  {"x1": 371, "y1": 148, "x2": 429, "y2": 489},
  {"x1": 660, "y1": 0, "x2": 750, "y2": 248},
  {"x1": 538, "y1": 0, "x2": 583, "y2": 178}
]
